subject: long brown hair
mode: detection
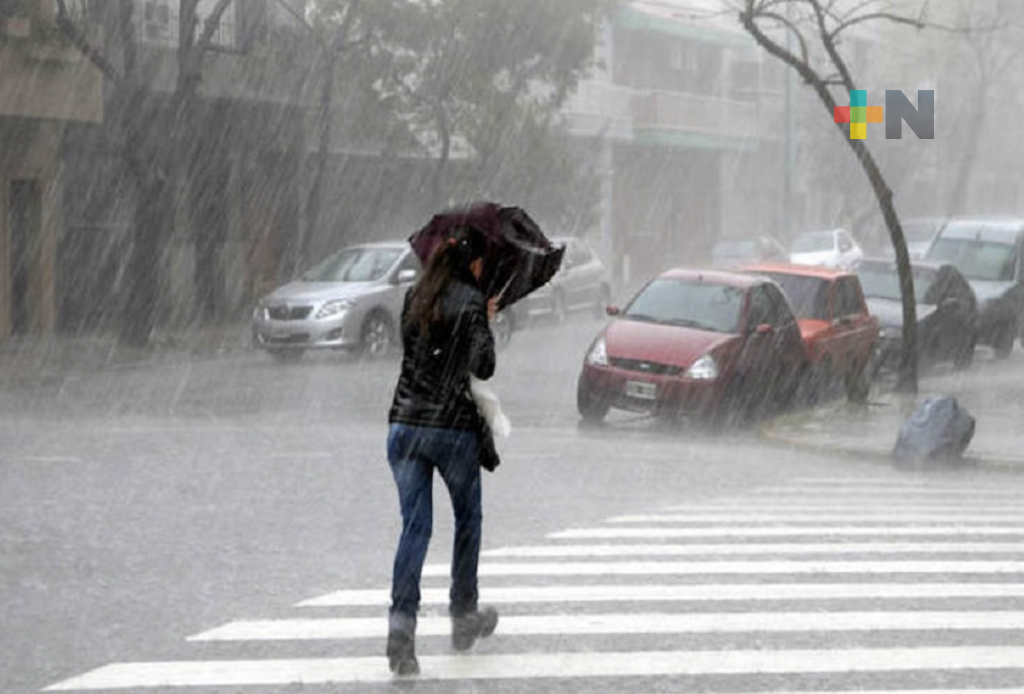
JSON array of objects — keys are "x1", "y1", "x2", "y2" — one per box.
[{"x1": 406, "y1": 224, "x2": 487, "y2": 335}]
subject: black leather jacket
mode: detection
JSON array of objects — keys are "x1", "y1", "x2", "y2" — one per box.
[{"x1": 388, "y1": 273, "x2": 496, "y2": 430}]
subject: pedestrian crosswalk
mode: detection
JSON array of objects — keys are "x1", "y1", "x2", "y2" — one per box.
[{"x1": 46, "y1": 475, "x2": 1024, "y2": 691}]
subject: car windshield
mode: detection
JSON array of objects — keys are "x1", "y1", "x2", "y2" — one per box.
[
  {"x1": 858, "y1": 265, "x2": 937, "y2": 304},
  {"x1": 927, "y1": 238, "x2": 1017, "y2": 282},
  {"x1": 902, "y1": 220, "x2": 940, "y2": 244},
  {"x1": 624, "y1": 278, "x2": 744, "y2": 333},
  {"x1": 791, "y1": 231, "x2": 835, "y2": 253},
  {"x1": 712, "y1": 239, "x2": 758, "y2": 261},
  {"x1": 302, "y1": 247, "x2": 404, "y2": 282},
  {"x1": 758, "y1": 273, "x2": 830, "y2": 320}
]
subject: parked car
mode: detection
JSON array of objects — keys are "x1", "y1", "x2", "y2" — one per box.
[
  {"x1": 856, "y1": 257, "x2": 978, "y2": 371},
  {"x1": 252, "y1": 240, "x2": 515, "y2": 361},
  {"x1": 789, "y1": 228, "x2": 864, "y2": 270},
  {"x1": 925, "y1": 217, "x2": 1024, "y2": 358},
  {"x1": 902, "y1": 217, "x2": 947, "y2": 259},
  {"x1": 523, "y1": 236, "x2": 611, "y2": 324},
  {"x1": 710, "y1": 235, "x2": 787, "y2": 267},
  {"x1": 743, "y1": 263, "x2": 879, "y2": 400},
  {"x1": 576, "y1": 268, "x2": 807, "y2": 425}
]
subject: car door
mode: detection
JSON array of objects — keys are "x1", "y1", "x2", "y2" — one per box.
[
  {"x1": 831, "y1": 276, "x2": 876, "y2": 373},
  {"x1": 386, "y1": 250, "x2": 421, "y2": 319},
  {"x1": 736, "y1": 285, "x2": 782, "y2": 380},
  {"x1": 931, "y1": 265, "x2": 974, "y2": 358}
]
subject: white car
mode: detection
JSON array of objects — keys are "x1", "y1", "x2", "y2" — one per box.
[
  {"x1": 522, "y1": 236, "x2": 611, "y2": 324},
  {"x1": 789, "y1": 228, "x2": 863, "y2": 270}
]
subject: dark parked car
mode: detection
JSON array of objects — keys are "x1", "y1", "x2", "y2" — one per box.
[
  {"x1": 576, "y1": 268, "x2": 807, "y2": 424},
  {"x1": 710, "y1": 235, "x2": 787, "y2": 267},
  {"x1": 925, "y1": 217, "x2": 1024, "y2": 357},
  {"x1": 522, "y1": 236, "x2": 611, "y2": 324},
  {"x1": 856, "y1": 257, "x2": 978, "y2": 371}
]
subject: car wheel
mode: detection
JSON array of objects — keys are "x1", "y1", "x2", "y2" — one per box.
[
  {"x1": 844, "y1": 357, "x2": 871, "y2": 403},
  {"x1": 594, "y1": 285, "x2": 612, "y2": 320},
  {"x1": 268, "y1": 348, "x2": 304, "y2": 363},
  {"x1": 577, "y1": 380, "x2": 609, "y2": 424},
  {"x1": 360, "y1": 311, "x2": 394, "y2": 358},
  {"x1": 551, "y1": 291, "x2": 567, "y2": 325},
  {"x1": 952, "y1": 334, "x2": 975, "y2": 370},
  {"x1": 492, "y1": 311, "x2": 514, "y2": 349},
  {"x1": 809, "y1": 355, "x2": 835, "y2": 405},
  {"x1": 995, "y1": 317, "x2": 1017, "y2": 359}
]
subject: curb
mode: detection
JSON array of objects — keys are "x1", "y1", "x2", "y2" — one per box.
[{"x1": 759, "y1": 418, "x2": 1024, "y2": 474}]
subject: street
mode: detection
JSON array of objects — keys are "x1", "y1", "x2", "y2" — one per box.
[{"x1": 3, "y1": 318, "x2": 1024, "y2": 692}]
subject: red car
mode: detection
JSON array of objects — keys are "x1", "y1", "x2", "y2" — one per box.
[
  {"x1": 576, "y1": 268, "x2": 807, "y2": 424},
  {"x1": 742, "y1": 263, "x2": 879, "y2": 400}
]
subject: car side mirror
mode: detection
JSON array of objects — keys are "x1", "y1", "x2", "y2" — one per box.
[
  {"x1": 396, "y1": 268, "x2": 418, "y2": 284},
  {"x1": 606, "y1": 305, "x2": 621, "y2": 317}
]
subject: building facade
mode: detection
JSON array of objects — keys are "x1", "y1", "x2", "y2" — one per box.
[{"x1": 0, "y1": 0, "x2": 102, "y2": 338}]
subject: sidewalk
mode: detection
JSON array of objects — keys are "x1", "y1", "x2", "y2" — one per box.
[
  {"x1": 0, "y1": 323, "x2": 252, "y2": 384},
  {"x1": 762, "y1": 357, "x2": 1024, "y2": 471}
]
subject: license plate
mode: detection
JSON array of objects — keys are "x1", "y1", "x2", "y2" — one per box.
[{"x1": 625, "y1": 380, "x2": 657, "y2": 400}]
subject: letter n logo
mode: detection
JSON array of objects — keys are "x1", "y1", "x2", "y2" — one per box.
[{"x1": 885, "y1": 90, "x2": 935, "y2": 139}]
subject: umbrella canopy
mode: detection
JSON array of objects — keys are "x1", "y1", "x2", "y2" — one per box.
[{"x1": 408, "y1": 202, "x2": 565, "y2": 309}]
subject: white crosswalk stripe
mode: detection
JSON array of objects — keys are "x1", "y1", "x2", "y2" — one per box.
[{"x1": 45, "y1": 476, "x2": 1024, "y2": 691}]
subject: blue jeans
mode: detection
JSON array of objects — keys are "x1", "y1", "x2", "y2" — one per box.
[{"x1": 387, "y1": 423, "x2": 482, "y2": 622}]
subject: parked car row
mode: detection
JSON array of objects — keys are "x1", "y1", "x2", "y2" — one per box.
[
  {"x1": 251, "y1": 236, "x2": 611, "y2": 361},
  {"x1": 580, "y1": 215, "x2": 1024, "y2": 427}
]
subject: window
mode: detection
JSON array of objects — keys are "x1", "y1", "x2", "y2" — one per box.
[
  {"x1": 669, "y1": 43, "x2": 684, "y2": 70},
  {"x1": 763, "y1": 284, "x2": 794, "y2": 327},
  {"x1": 143, "y1": 0, "x2": 171, "y2": 42},
  {"x1": 761, "y1": 273, "x2": 830, "y2": 321},
  {"x1": 834, "y1": 278, "x2": 864, "y2": 317},
  {"x1": 746, "y1": 287, "x2": 772, "y2": 329}
]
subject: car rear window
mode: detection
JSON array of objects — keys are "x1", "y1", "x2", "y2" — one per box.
[
  {"x1": 624, "y1": 278, "x2": 744, "y2": 334},
  {"x1": 927, "y1": 237, "x2": 1016, "y2": 282},
  {"x1": 758, "y1": 273, "x2": 830, "y2": 320},
  {"x1": 858, "y1": 265, "x2": 938, "y2": 304},
  {"x1": 791, "y1": 231, "x2": 834, "y2": 253}
]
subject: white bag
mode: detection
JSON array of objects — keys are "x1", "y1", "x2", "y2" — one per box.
[{"x1": 469, "y1": 376, "x2": 511, "y2": 438}]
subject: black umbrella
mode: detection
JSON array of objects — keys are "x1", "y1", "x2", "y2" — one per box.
[{"x1": 408, "y1": 202, "x2": 564, "y2": 310}]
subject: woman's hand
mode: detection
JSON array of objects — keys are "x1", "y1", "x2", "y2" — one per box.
[{"x1": 487, "y1": 297, "x2": 499, "y2": 322}]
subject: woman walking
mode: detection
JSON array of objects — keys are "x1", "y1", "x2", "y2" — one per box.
[{"x1": 386, "y1": 224, "x2": 499, "y2": 676}]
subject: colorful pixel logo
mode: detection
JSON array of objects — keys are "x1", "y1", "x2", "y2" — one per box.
[{"x1": 834, "y1": 90, "x2": 935, "y2": 140}]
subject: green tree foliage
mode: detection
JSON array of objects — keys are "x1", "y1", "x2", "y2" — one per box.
[{"x1": 371, "y1": 0, "x2": 615, "y2": 213}]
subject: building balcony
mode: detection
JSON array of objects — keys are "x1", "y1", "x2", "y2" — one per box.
[
  {"x1": 0, "y1": 15, "x2": 103, "y2": 123},
  {"x1": 564, "y1": 79, "x2": 783, "y2": 150}
]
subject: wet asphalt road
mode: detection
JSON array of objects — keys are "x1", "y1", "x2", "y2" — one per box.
[{"x1": 4, "y1": 317, "x2": 1024, "y2": 693}]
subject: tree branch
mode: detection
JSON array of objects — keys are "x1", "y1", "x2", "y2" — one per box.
[{"x1": 54, "y1": 0, "x2": 121, "y2": 81}]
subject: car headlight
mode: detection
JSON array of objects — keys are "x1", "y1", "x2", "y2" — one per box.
[
  {"x1": 314, "y1": 299, "x2": 353, "y2": 319},
  {"x1": 586, "y1": 336, "x2": 608, "y2": 366},
  {"x1": 253, "y1": 302, "x2": 267, "y2": 320},
  {"x1": 685, "y1": 354, "x2": 719, "y2": 380}
]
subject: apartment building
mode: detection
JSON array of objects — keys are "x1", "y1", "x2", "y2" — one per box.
[{"x1": 0, "y1": 0, "x2": 102, "y2": 338}]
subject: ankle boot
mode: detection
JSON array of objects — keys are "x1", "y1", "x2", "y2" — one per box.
[
  {"x1": 451, "y1": 607, "x2": 499, "y2": 651},
  {"x1": 386, "y1": 613, "x2": 419, "y2": 676}
]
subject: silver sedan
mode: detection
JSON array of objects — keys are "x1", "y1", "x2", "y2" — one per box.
[{"x1": 252, "y1": 242, "x2": 419, "y2": 360}]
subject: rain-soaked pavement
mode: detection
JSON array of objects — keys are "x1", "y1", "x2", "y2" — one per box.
[{"x1": 4, "y1": 319, "x2": 1024, "y2": 693}]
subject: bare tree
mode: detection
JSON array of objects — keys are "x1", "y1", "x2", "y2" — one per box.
[
  {"x1": 738, "y1": 0, "x2": 932, "y2": 393},
  {"x1": 55, "y1": 0, "x2": 235, "y2": 346},
  {"x1": 942, "y1": 0, "x2": 1024, "y2": 215}
]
